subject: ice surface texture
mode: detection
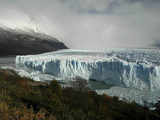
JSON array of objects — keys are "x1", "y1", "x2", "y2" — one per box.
[
  {"x1": 16, "y1": 49, "x2": 160, "y2": 91},
  {"x1": 96, "y1": 87, "x2": 160, "y2": 107}
]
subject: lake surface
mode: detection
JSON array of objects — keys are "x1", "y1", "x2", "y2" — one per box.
[{"x1": 0, "y1": 56, "x2": 15, "y2": 67}]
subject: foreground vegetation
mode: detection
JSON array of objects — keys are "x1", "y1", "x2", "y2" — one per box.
[{"x1": 0, "y1": 69, "x2": 160, "y2": 120}]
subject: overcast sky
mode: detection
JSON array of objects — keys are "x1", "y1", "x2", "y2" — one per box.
[{"x1": 0, "y1": 0, "x2": 160, "y2": 50}]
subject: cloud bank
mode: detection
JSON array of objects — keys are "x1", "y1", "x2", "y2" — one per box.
[{"x1": 0, "y1": 0, "x2": 160, "y2": 49}]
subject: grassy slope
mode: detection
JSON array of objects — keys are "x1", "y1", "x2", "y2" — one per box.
[{"x1": 0, "y1": 69, "x2": 159, "y2": 120}]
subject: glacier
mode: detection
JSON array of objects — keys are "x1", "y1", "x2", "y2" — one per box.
[
  {"x1": 15, "y1": 49, "x2": 160, "y2": 91},
  {"x1": 96, "y1": 87, "x2": 160, "y2": 107}
]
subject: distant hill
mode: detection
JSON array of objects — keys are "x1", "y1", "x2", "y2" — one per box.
[{"x1": 0, "y1": 26, "x2": 68, "y2": 56}]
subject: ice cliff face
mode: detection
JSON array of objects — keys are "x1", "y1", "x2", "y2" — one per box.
[
  {"x1": 96, "y1": 87, "x2": 160, "y2": 107},
  {"x1": 16, "y1": 49, "x2": 160, "y2": 91}
]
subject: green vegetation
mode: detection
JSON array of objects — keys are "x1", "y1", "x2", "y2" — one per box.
[{"x1": 0, "y1": 69, "x2": 160, "y2": 120}]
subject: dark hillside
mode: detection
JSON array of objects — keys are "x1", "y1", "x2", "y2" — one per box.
[
  {"x1": 0, "y1": 27, "x2": 68, "y2": 56},
  {"x1": 0, "y1": 69, "x2": 159, "y2": 120}
]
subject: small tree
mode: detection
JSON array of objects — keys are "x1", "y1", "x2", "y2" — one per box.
[{"x1": 49, "y1": 80, "x2": 62, "y2": 97}]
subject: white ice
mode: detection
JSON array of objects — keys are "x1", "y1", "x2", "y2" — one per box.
[
  {"x1": 15, "y1": 49, "x2": 160, "y2": 107},
  {"x1": 16, "y1": 49, "x2": 160, "y2": 91}
]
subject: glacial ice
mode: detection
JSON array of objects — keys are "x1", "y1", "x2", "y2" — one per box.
[
  {"x1": 16, "y1": 49, "x2": 160, "y2": 91},
  {"x1": 96, "y1": 87, "x2": 160, "y2": 107}
]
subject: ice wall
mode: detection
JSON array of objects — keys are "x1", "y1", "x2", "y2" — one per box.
[
  {"x1": 15, "y1": 49, "x2": 160, "y2": 91},
  {"x1": 96, "y1": 87, "x2": 160, "y2": 107}
]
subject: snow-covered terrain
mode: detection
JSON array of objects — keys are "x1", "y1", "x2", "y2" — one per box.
[{"x1": 15, "y1": 49, "x2": 160, "y2": 106}]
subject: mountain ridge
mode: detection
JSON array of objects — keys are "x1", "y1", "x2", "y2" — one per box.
[{"x1": 0, "y1": 26, "x2": 68, "y2": 56}]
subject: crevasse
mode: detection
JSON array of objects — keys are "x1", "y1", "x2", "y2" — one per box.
[{"x1": 15, "y1": 49, "x2": 160, "y2": 91}]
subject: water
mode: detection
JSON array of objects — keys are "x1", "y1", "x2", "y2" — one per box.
[{"x1": 0, "y1": 56, "x2": 15, "y2": 67}]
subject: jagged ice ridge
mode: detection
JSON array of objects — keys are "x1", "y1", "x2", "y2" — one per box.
[{"x1": 16, "y1": 49, "x2": 160, "y2": 92}]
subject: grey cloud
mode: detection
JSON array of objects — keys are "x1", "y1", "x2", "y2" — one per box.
[{"x1": 0, "y1": 0, "x2": 160, "y2": 49}]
